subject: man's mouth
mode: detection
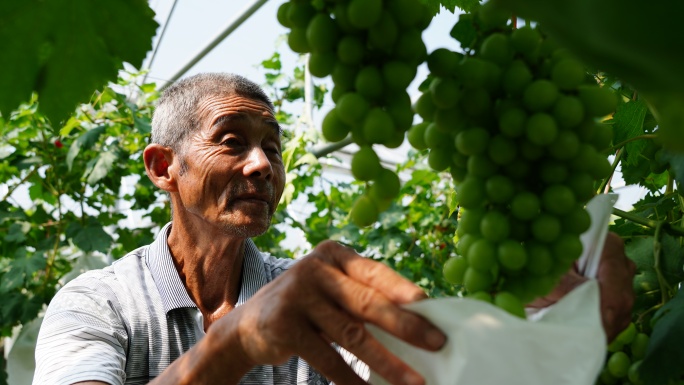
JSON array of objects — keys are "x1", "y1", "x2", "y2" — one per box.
[{"x1": 233, "y1": 193, "x2": 272, "y2": 209}]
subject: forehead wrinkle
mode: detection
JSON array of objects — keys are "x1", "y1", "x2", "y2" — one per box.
[{"x1": 212, "y1": 114, "x2": 282, "y2": 137}]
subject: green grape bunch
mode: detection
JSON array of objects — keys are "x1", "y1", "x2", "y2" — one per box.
[
  {"x1": 596, "y1": 322, "x2": 657, "y2": 385},
  {"x1": 427, "y1": 1, "x2": 618, "y2": 316},
  {"x1": 277, "y1": 0, "x2": 432, "y2": 227}
]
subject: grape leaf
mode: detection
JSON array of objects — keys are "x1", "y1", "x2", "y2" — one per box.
[
  {"x1": 625, "y1": 236, "x2": 653, "y2": 272},
  {"x1": 629, "y1": 193, "x2": 679, "y2": 225},
  {"x1": 67, "y1": 219, "x2": 113, "y2": 253},
  {"x1": 1, "y1": 248, "x2": 47, "y2": 293},
  {"x1": 261, "y1": 52, "x2": 283, "y2": 71},
  {"x1": 450, "y1": 13, "x2": 478, "y2": 49},
  {"x1": 419, "y1": 0, "x2": 442, "y2": 16},
  {"x1": 133, "y1": 115, "x2": 151, "y2": 134},
  {"x1": 624, "y1": 235, "x2": 684, "y2": 286},
  {"x1": 622, "y1": 156, "x2": 670, "y2": 192},
  {"x1": 0, "y1": 0, "x2": 158, "y2": 124},
  {"x1": 447, "y1": 190, "x2": 458, "y2": 216},
  {"x1": 4, "y1": 222, "x2": 30, "y2": 243},
  {"x1": 659, "y1": 149, "x2": 684, "y2": 191},
  {"x1": 660, "y1": 234, "x2": 684, "y2": 284},
  {"x1": 641, "y1": 288, "x2": 684, "y2": 385},
  {"x1": 610, "y1": 217, "x2": 648, "y2": 238},
  {"x1": 85, "y1": 149, "x2": 119, "y2": 185},
  {"x1": 66, "y1": 125, "x2": 107, "y2": 170},
  {"x1": 421, "y1": 0, "x2": 481, "y2": 15},
  {"x1": 613, "y1": 99, "x2": 648, "y2": 166}
]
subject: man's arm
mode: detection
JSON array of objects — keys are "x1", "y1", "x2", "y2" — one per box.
[{"x1": 147, "y1": 240, "x2": 445, "y2": 385}]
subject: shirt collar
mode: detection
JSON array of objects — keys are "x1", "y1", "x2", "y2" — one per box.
[{"x1": 146, "y1": 222, "x2": 268, "y2": 314}]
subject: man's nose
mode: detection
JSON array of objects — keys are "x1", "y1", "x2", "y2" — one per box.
[{"x1": 243, "y1": 146, "x2": 273, "y2": 180}]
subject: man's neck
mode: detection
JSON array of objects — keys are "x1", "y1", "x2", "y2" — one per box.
[{"x1": 166, "y1": 217, "x2": 246, "y2": 331}]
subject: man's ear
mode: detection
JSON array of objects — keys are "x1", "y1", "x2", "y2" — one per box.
[{"x1": 143, "y1": 144, "x2": 179, "y2": 192}]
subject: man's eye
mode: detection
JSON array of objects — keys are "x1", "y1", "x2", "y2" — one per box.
[{"x1": 221, "y1": 138, "x2": 241, "y2": 146}]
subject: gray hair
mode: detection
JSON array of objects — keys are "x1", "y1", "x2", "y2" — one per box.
[{"x1": 151, "y1": 73, "x2": 275, "y2": 153}]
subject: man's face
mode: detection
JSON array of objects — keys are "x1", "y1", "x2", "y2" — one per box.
[{"x1": 174, "y1": 93, "x2": 285, "y2": 238}]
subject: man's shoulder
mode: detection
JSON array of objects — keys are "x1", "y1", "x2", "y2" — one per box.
[{"x1": 55, "y1": 245, "x2": 151, "y2": 303}]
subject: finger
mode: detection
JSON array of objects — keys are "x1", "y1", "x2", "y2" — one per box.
[
  {"x1": 308, "y1": 301, "x2": 425, "y2": 385},
  {"x1": 296, "y1": 328, "x2": 368, "y2": 385},
  {"x1": 311, "y1": 259, "x2": 446, "y2": 351},
  {"x1": 315, "y1": 240, "x2": 427, "y2": 304}
]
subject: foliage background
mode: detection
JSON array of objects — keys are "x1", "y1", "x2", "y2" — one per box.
[{"x1": 2, "y1": 0, "x2": 684, "y2": 384}]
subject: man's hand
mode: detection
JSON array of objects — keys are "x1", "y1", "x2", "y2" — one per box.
[
  {"x1": 529, "y1": 232, "x2": 636, "y2": 341},
  {"x1": 596, "y1": 232, "x2": 637, "y2": 341},
  {"x1": 212, "y1": 240, "x2": 446, "y2": 385}
]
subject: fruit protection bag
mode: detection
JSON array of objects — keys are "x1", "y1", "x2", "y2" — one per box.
[{"x1": 368, "y1": 194, "x2": 618, "y2": 385}]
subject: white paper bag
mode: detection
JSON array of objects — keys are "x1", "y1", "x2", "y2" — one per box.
[{"x1": 368, "y1": 194, "x2": 617, "y2": 385}]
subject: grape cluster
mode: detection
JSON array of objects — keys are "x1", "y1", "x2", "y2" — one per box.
[
  {"x1": 429, "y1": 3, "x2": 618, "y2": 316},
  {"x1": 597, "y1": 322, "x2": 651, "y2": 385},
  {"x1": 277, "y1": 0, "x2": 432, "y2": 227}
]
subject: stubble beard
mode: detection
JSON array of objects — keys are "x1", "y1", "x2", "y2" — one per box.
[
  {"x1": 220, "y1": 212, "x2": 273, "y2": 238},
  {"x1": 221, "y1": 181, "x2": 276, "y2": 238}
]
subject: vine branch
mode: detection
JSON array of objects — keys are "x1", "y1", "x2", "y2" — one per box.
[
  {"x1": 608, "y1": 133, "x2": 658, "y2": 153},
  {"x1": 599, "y1": 148, "x2": 623, "y2": 194},
  {"x1": 653, "y1": 221, "x2": 672, "y2": 303},
  {"x1": 1, "y1": 167, "x2": 38, "y2": 202},
  {"x1": 612, "y1": 207, "x2": 684, "y2": 237}
]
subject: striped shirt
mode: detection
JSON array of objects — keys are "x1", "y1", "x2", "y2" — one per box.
[{"x1": 33, "y1": 222, "x2": 344, "y2": 385}]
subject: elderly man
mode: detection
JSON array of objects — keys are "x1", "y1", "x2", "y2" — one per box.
[{"x1": 33, "y1": 73, "x2": 635, "y2": 385}]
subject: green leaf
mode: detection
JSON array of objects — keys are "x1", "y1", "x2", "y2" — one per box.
[
  {"x1": 641, "y1": 288, "x2": 684, "y2": 384},
  {"x1": 1, "y1": 248, "x2": 47, "y2": 293},
  {"x1": 133, "y1": 115, "x2": 151, "y2": 134},
  {"x1": 613, "y1": 99, "x2": 648, "y2": 166},
  {"x1": 261, "y1": 52, "x2": 282, "y2": 71},
  {"x1": 4, "y1": 222, "x2": 30, "y2": 243},
  {"x1": 659, "y1": 149, "x2": 684, "y2": 190},
  {"x1": 69, "y1": 219, "x2": 113, "y2": 253},
  {"x1": 28, "y1": 182, "x2": 45, "y2": 202},
  {"x1": 59, "y1": 116, "x2": 81, "y2": 137},
  {"x1": 0, "y1": 0, "x2": 158, "y2": 124},
  {"x1": 447, "y1": 190, "x2": 458, "y2": 216},
  {"x1": 450, "y1": 13, "x2": 478, "y2": 49},
  {"x1": 85, "y1": 149, "x2": 118, "y2": 185},
  {"x1": 626, "y1": 235, "x2": 684, "y2": 288},
  {"x1": 659, "y1": 234, "x2": 684, "y2": 284},
  {"x1": 66, "y1": 125, "x2": 106, "y2": 170},
  {"x1": 419, "y1": 0, "x2": 442, "y2": 15},
  {"x1": 438, "y1": 0, "x2": 481, "y2": 13},
  {"x1": 294, "y1": 153, "x2": 319, "y2": 167},
  {"x1": 625, "y1": 236, "x2": 654, "y2": 272}
]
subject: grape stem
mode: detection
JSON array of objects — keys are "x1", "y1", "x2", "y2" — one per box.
[
  {"x1": 636, "y1": 302, "x2": 663, "y2": 325},
  {"x1": 666, "y1": 171, "x2": 675, "y2": 223},
  {"x1": 653, "y1": 221, "x2": 673, "y2": 303},
  {"x1": 608, "y1": 134, "x2": 658, "y2": 153},
  {"x1": 599, "y1": 149, "x2": 623, "y2": 194},
  {"x1": 611, "y1": 207, "x2": 684, "y2": 237}
]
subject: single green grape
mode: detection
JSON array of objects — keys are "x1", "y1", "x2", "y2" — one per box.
[
  {"x1": 351, "y1": 195, "x2": 379, "y2": 227},
  {"x1": 351, "y1": 146, "x2": 381, "y2": 181},
  {"x1": 443, "y1": 256, "x2": 468, "y2": 285}
]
